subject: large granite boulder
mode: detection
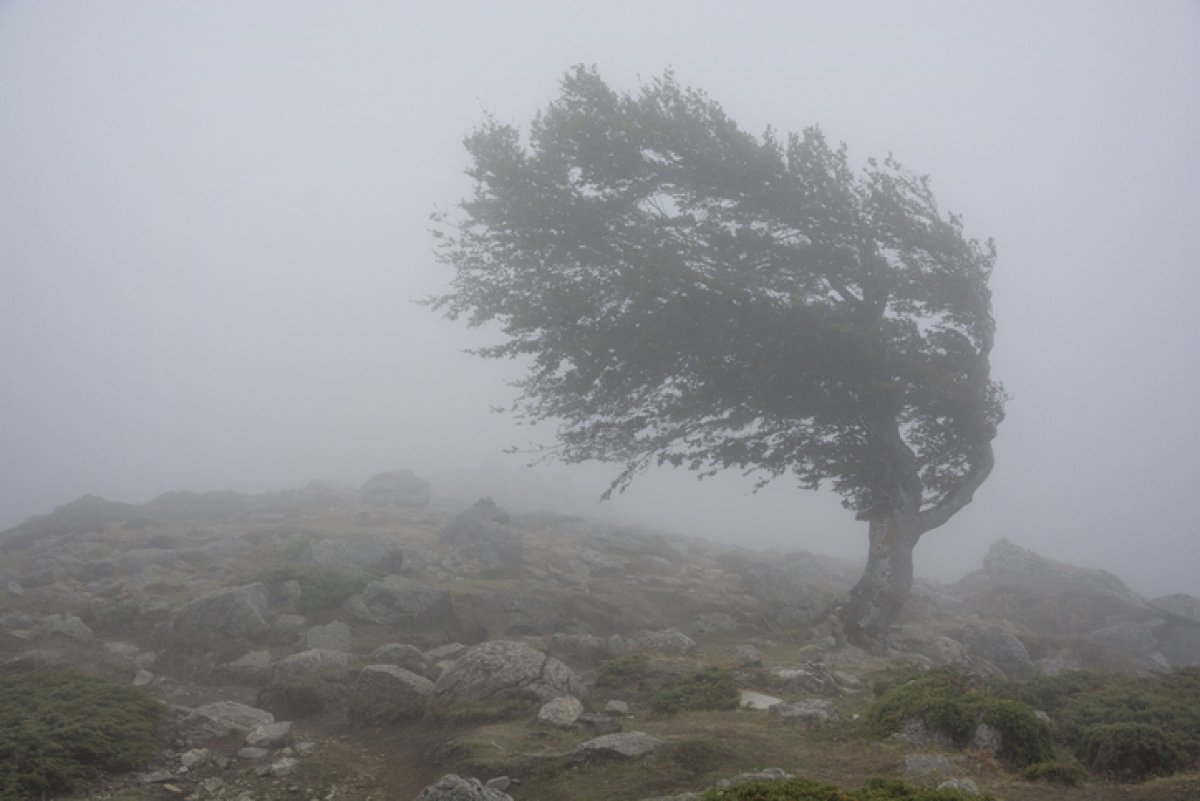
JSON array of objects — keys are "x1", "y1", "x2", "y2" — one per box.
[
  {"x1": 964, "y1": 625, "x2": 1035, "y2": 680},
  {"x1": 473, "y1": 590, "x2": 563, "y2": 636},
  {"x1": 345, "y1": 576, "x2": 455, "y2": 627},
  {"x1": 175, "y1": 583, "x2": 271, "y2": 639},
  {"x1": 301, "y1": 536, "x2": 407, "y2": 575},
  {"x1": 270, "y1": 649, "x2": 352, "y2": 684},
  {"x1": 441, "y1": 498, "x2": 523, "y2": 572},
  {"x1": 349, "y1": 665, "x2": 434, "y2": 723},
  {"x1": 1151, "y1": 593, "x2": 1200, "y2": 623},
  {"x1": 175, "y1": 701, "x2": 274, "y2": 744},
  {"x1": 360, "y1": 470, "x2": 430, "y2": 509},
  {"x1": 434, "y1": 640, "x2": 586, "y2": 703}
]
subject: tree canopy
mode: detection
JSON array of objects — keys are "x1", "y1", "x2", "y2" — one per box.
[{"x1": 434, "y1": 67, "x2": 1003, "y2": 528}]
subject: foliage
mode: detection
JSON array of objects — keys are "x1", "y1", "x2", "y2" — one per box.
[
  {"x1": 595, "y1": 653, "x2": 651, "y2": 688},
  {"x1": 1020, "y1": 759, "x2": 1089, "y2": 785},
  {"x1": 0, "y1": 669, "x2": 163, "y2": 801},
  {"x1": 867, "y1": 667, "x2": 1052, "y2": 766},
  {"x1": 432, "y1": 65, "x2": 1002, "y2": 528},
  {"x1": 652, "y1": 666, "x2": 739, "y2": 713},
  {"x1": 699, "y1": 776, "x2": 993, "y2": 800},
  {"x1": 252, "y1": 564, "x2": 366, "y2": 613},
  {"x1": 994, "y1": 667, "x2": 1200, "y2": 780},
  {"x1": 1077, "y1": 722, "x2": 1191, "y2": 780}
]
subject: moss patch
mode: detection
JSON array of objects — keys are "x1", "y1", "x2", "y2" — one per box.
[
  {"x1": 0, "y1": 669, "x2": 163, "y2": 801},
  {"x1": 652, "y1": 666, "x2": 740, "y2": 713}
]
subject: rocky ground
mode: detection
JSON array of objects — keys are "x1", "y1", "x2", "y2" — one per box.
[{"x1": 2, "y1": 470, "x2": 1198, "y2": 801}]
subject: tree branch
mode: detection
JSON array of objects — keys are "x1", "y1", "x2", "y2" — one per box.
[{"x1": 914, "y1": 441, "x2": 994, "y2": 533}]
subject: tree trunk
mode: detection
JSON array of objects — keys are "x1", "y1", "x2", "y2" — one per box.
[{"x1": 835, "y1": 515, "x2": 922, "y2": 652}]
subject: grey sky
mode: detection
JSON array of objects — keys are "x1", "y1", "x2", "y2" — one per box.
[{"x1": 2, "y1": 2, "x2": 1198, "y2": 597}]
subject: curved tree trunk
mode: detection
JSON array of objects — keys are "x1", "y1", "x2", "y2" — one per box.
[{"x1": 835, "y1": 515, "x2": 922, "y2": 651}]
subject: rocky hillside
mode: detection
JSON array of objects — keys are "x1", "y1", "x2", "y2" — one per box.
[{"x1": 1, "y1": 471, "x2": 1198, "y2": 801}]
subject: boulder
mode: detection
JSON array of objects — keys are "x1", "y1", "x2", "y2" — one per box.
[
  {"x1": 270, "y1": 649, "x2": 352, "y2": 684},
  {"x1": 572, "y1": 732, "x2": 662, "y2": 763},
  {"x1": 771, "y1": 699, "x2": 840, "y2": 723},
  {"x1": 306, "y1": 621, "x2": 353, "y2": 653},
  {"x1": 361, "y1": 469, "x2": 431, "y2": 509},
  {"x1": 349, "y1": 665, "x2": 434, "y2": 723},
  {"x1": 175, "y1": 583, "x2": 271, "y2": 639},
  {"x1": 958, "y1": 540, "x2": 1147, "y2": 606},
  {"x1": 302, "y1": 537, "x2": 406, "y2": 576},
  {"x1": 636, "y1": 628, "x2": 697, "y2": 655},
  {"x1": 537, "y1": 695, "x2": 584, "y2": 727},
  {"x1": 346, "y1": 576, "x2": 455, "y2": 628},
  {"x1": 371, "y1": 643, "x2": 429, "y2": 676},
  {"x1": 914, "y1": 636, "x2": 970, "y2": 667},
  {"x1": 474, "y1": 590, "x2": 562, "y2": 636},
  {"x1": 434, "y1": 640, "x2": 586, "y2": 703},
  {"x1": 245, "y1": 721, "x2": 293, "y2": 749},
  {"x1": 738, "y1": 691, "x2": 783, "y2": 711},
  {"x1": 414, "y1": 774, "x2": 513, "y2": 801},
  {"x1": 441, "y1": 498, "x2": 523, "y2": 571},
  {"x1": 1083, "y1": 621, "x2": 1169, "y2": 673},
  {"x1": 176, "y1": 701, "x2": 274, "y2": 744},
  {"x1": 964, "y1": 625, "x2": 1034, "y2": 680},
  {"x1": 1151, "y1": 593, "x2": 1200, "y2": 623},
  {"x1": 41, "y1": 613, "x2": 93, "y2": 641}
]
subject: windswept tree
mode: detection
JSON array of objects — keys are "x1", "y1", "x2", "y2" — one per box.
[{"x1": 431, "y1": 67, "x2": 1004, "y2": 648}]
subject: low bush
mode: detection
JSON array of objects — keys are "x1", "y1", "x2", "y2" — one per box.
[
  {"x1": 1021, "y1": 759, "x2": 1089, "y2": 786},
  {"x1": 994, "y1": 667, "x2": 1200, "y2": 781},
  {"x1": 0, "y1": 669, "x2": 163, "y2": 801},
  {"x1": 652, "y1": 666, "x2": 739, "y2": 713},
  {"x1": 596, "y1": 653, "x2": 650, "y2": 688},
  {"x1": 252, "y1": 565, "x2": 366, "y2": 613},
  {"x1": 699, "y1": 776, "x2": 993, "y2": 800},
  {"x1": 1077, "y1": 722, "x2": 1190, "y2": 780},
  {"x1": 868, "y1": 667, "x2": 1052, "y2": 766}
]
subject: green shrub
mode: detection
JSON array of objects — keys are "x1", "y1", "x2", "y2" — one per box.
[
  {"x1": 253, "y1": 565, "x2": 366, "y2": 613},
  {"x1": 596, "y1": 653, "x2": 650, "y2": 688},
  {"x1": 993, "y1": 667, "x2": 1200, "y2": 780},
  {"x1": 1021, "y1": 759, "x2": 1089, "y2": 786},
  {"x1": 1077, "y1": 722, "x2": 1190, "y2": 780},
  {"x1": 868, "y1": 667, "x2": 1052, "y2": 766},
  {"x1": 699, "y1": 776, "x2": 993, "y2": 800},
  {"x1": 0, "y1": 670, "x2": 163, "y2": 801},
  {"x1": 652, "y1": 666, "x2": 739, "y2": 713}
]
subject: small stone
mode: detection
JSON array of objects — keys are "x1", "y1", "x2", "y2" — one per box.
[
  {"x1": 485, "y1": 776, "x2": 512, "y2": 791},
  {"x1": 268, "y1": 757, "x2": 298, "y2": 778},
  {"x1": 738, "y1": 691, "x2": 783, "y2": 711},
  {"x1": 180, "y1": 748, "x2": 209, "y2": 768},
  {"x1": 246, "y1": 721, "x2": 293, "y2": 749},
  {"x1": 938, "y1": 778, "x2": 980, "y2": 795},
  {"x1": 604, "y1": 700, "x2": 630, "y2": 716},
  {"x1": 294, "y1": 741, "x2": 318, "y2": 754},
  {"x1": 133, "y1": 669, "x2": 154, "y2": 686},
  {"x1": 537, "y1": 695, "x2": 584, "y2": 727}
]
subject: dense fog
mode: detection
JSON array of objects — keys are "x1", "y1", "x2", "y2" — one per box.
[{"x1": 2, "y1": 2, "x2": 1198, "y2": 596}]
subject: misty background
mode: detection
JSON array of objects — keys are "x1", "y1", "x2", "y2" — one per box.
[{"x1": 1, "y1": 2, "x2": 1197, "y2": 597}]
